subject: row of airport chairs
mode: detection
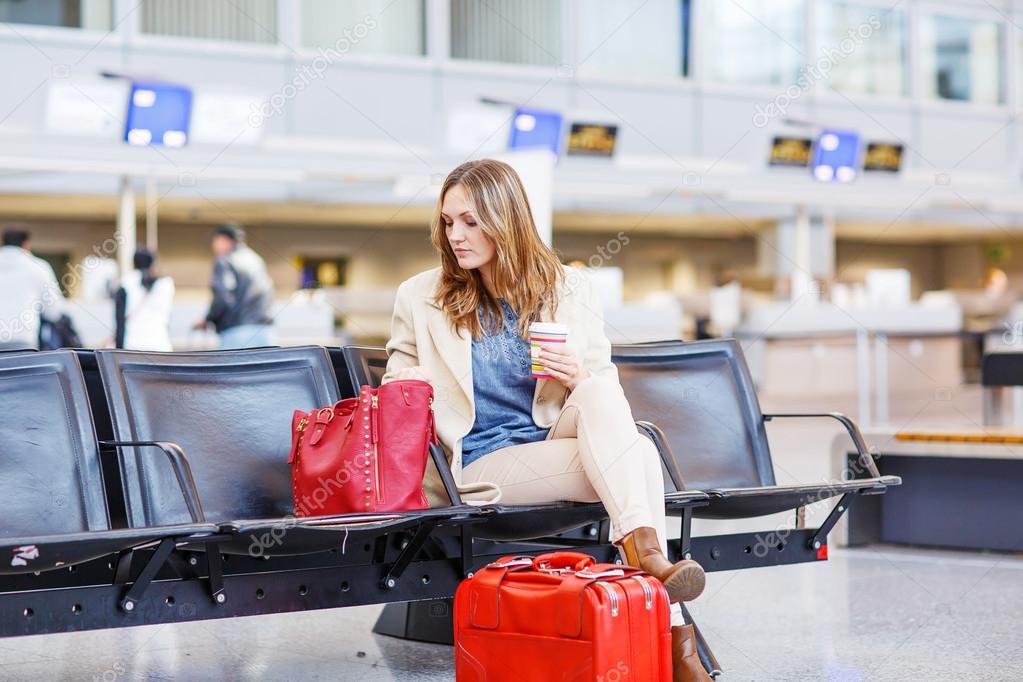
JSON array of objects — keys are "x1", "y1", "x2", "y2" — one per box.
[{"x1": 0, "y1": 340, "x2": 898, "y2": 642}]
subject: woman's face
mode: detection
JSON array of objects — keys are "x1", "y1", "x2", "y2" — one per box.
[{"x1": 442, "y1": 183, "x2": 497, "y2": 273}]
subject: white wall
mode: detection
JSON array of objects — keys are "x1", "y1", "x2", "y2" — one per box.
[{"x1": 2, "y1": 0, "x2": 1023, "y2": 229}]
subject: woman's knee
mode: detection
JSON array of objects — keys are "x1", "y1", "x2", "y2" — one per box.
[
  {"x1": 575, "y1": 373, "x2": 620, "y2": 393},
  {"x1": 568, "y1": 374, "x2": 628, "y2": 412},
  {"x1": 635, "y1": 436, "x2": 669, "y2": 491},
  {"x1": 633, "y1": 434, "x2": 661, "y2": 467}
]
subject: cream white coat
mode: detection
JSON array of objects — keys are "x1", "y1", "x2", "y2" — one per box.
[{"x1": 382, "y1": 265, "x2": 618, "y2": 505}]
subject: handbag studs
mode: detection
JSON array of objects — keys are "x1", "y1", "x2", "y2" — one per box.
[{"x1": 365, "y1": 395, "x2": 374, "y2": 507}]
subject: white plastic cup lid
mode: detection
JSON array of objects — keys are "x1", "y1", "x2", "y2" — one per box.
[{"x1": 528, "y1": 322, "x2": 568, "y2": 336}]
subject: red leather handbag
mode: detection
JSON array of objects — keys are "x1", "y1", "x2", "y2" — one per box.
[
  {"x1": 455, "y1": 551, "x2": 673, "y2": 681},
  {"x1": 288, "y1": 380, "x2": 436, "y2": 516}
]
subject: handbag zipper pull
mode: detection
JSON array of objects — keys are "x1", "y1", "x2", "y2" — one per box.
[
  {"x1": 288, "y1": 416, "x2": 309, "y2": 464},
  {"x1": 370, "y1": 394, "x2": 379, "y2": 444},
  {"x1": 371, "y1": 393, "x2": 383, "y2": 503}
]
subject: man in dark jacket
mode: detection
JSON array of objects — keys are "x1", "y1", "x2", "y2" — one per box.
[{"x1": 195, "y1": 224, "x2": 276, "y2": 349}]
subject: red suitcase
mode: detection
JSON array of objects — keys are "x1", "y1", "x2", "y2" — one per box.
[{"x1": 454, "y1": 551, "x2": 673, "y2": 681}]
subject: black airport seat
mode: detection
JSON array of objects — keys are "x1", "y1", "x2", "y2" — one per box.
[
  {"x1": 0, "y1": 351, "x2": 216, "y2": 575},
  {"x1": 612, "y1": 339, "x2": 901, "y2": 519},
  {"x1": 97, "y1": 346, "x2": 477, "y2": 556},
  {"x1": 339, "y1": 346, "x2": 709, "y2": 541}
]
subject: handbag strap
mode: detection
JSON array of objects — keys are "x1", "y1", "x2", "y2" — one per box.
[{"x1": 307, "y1": 400, "x2": 357, "y2": 446}]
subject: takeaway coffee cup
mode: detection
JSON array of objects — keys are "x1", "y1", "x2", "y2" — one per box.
[{"x1": 529, "y1": 322, "x2": 569, "y2": 379}]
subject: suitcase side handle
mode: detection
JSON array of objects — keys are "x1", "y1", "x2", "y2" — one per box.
[{"x1": 464, "y1": 556, "x2": 544, "y2": 630}]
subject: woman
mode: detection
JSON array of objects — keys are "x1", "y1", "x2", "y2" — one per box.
[
  {"x1": 115, "y1": 248, "x2": 175, "y2": 352},
  {"x1": 382, "y1": 159, "x2": 708, "y2": 680}
]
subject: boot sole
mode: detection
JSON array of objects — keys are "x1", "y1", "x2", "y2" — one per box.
[{"x1": 663, "y1": 563, "x2": 706, "y2": 603}]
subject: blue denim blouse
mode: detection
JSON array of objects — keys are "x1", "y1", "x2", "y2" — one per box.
[{"x1": 460, "y1": 299, "x2": 550, "y2": 468}]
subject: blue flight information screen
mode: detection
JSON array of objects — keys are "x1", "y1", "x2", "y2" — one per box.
[
  {"x1": 508, "y1": 107, "x2": 563, "y2": 157},
  {"x1": 124, "y1": 81, "x2": 193, "y2": 148},
  {"x1": 811, "y1": 129, "x2": 860, "y2": 183}
]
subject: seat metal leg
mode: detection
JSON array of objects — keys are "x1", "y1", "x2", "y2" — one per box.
[
  {"x1": 460, "y1": 524, "x2": 474, "y2": 578},
  {"x1": 112, "y1": 549, "x2": 134, "y2": 585},
  {"x1": 372, "y1": 599, "x2": 455, "y2": 645},
  {"x1": 165, "y1": 551, "x2": 199, "y2": 581},
  {"x1": 119, "y1": 538, "x2": 176, "y2": 612},
  {"x1": 809, "y1": 493, "x2": 855, "y2": 551},
  {"x1": 679, "y1": 507, "x2": 693, "y2": 561},
  {"x1": 205, "y1": 542, "x2": 226, "y2": 605},
  {"x1": 382, "y1": 521, "x2": 439, "y2": 589}
]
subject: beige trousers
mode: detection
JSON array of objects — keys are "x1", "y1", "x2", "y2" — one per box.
[
  {"x1": 461, "y1": 374, "x2": 685, "y2": 624},
  {"x1": 461, "y1": 374, "x2": 683, "y2": 624}
]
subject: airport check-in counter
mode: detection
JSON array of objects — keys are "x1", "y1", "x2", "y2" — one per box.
[
  {"x1": 737, "y1": 302, "x2": 963, "y2": 424},
  {"x1": 830, "y1": 428, "x2": 1023, "y2": 552}
]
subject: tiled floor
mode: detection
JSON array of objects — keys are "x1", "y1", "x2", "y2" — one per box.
[
  {"x1": 2, "y1": 385, "x2": 1020, "y2": 680},
  {"x1": 2, "y1": 545, "x2": 1020, "y2": 681}
]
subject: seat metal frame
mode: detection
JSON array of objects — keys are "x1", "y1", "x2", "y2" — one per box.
[{"x1": 613, "y1": 339, "x2": 901, "y2": 573}]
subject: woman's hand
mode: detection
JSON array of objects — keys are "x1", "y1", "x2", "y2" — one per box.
[
  {"x1": 539, "y1": 345, "x2": 590, "y2": 391},
  {"x1": 383, "y1": 365, "x2": 434, "y2": 384}
]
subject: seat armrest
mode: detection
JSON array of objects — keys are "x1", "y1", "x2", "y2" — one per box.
[
  {"x1": 429, "y1": 443, "x2": 464, "y2": 507},
  {"x1": 100, "y1": 440, "x2": 206, "y2": 523},
  {"x1": 635, "y1": 420, "x2": 688, "y2": 492},
  {"x1": 762, "y1": 412, "x2": 881, "y2": 478}
]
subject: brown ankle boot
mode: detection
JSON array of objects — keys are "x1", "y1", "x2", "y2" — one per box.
[
  {"x1": 618, "y1": 527, "x2": 705, "y2": 603},
  {"x1": 672, "y1": 624, "x2": 712, "y2": 682}
]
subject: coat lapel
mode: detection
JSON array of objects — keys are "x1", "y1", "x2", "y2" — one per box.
[
  {"x1": 425, "y1": 297, "x2": 474, "y2": 409},
  {"x1": 532, "y1": 287, "x2": 573, "y2": 406}
]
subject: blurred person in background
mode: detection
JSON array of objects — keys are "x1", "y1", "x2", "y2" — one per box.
[
  {"x1": 0, "y1": 227, "x2": 67, "y2": 350},
  {"x1": 194, "y1": 223, "x2": 276, "y2": 349},
  {"x1": 708, "y1": 269, "x2": 742, "y2": 339},
  {"x1": 984, "y1": 266, "x2": 1009, "y2": 299},
  {"x1": 114, "y1": 248, "x2": 174, "y2": 352}
]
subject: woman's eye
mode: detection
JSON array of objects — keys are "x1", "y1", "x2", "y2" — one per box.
[{"x1": 466, "y1": 221, "x2": 477, "y2": 227}]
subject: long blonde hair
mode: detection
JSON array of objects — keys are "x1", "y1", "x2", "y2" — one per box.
[{"x1": 431, "y1": 159, "x2": 563, "y2": 340}]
